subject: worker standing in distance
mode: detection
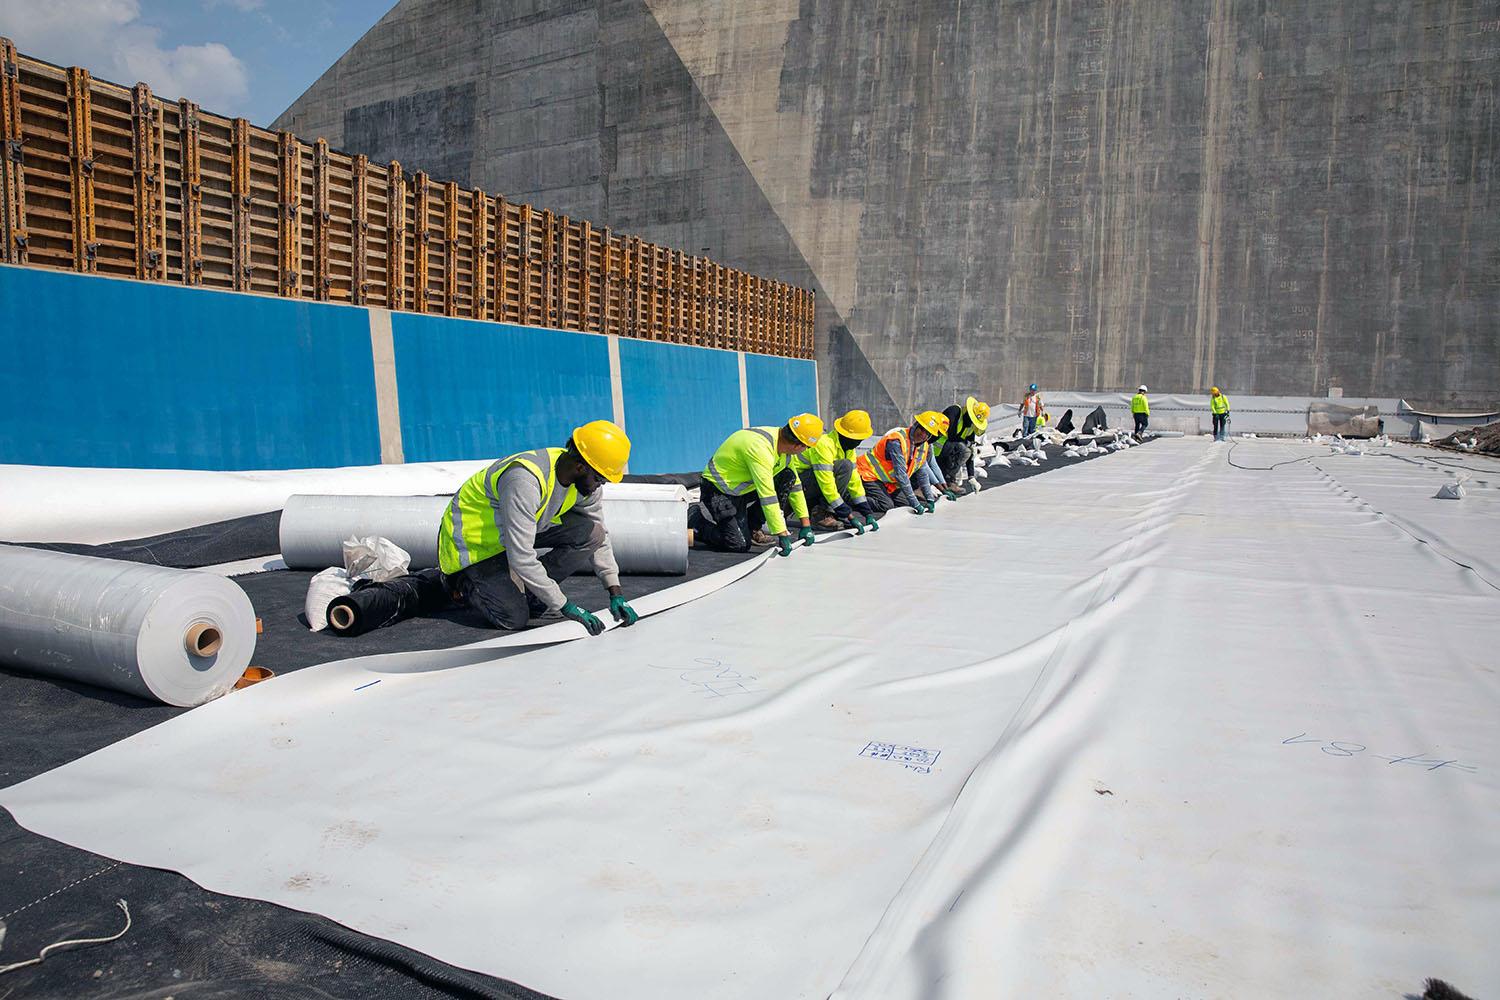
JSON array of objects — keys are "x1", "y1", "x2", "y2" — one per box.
[
  {"x1": 1020, "y1": 384, "x2": 1044, "y2": 437},
  {"x1": 437, "y1": 421, "x2": 637, "y2": 637},
  {"x1": 1210, "y1": 386, "x2": 1231, "y2": 441},
  {"x1": 792, "y1": 409, "x2": 881, "y2": 533},
  {"x1": 857, "y1": 411, "x2": 949, "y2": 515},
  {"x1": 935, "y1": 397, "x2": 990, "y2": 495},
  {"x1": 1131, "y1": 385, "x2": 1151, "y2": 437},
  {"x1": 690, "y1": 414, "x2": 823, "y2": 556}
]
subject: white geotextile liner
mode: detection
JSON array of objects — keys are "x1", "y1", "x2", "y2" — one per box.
[{"x1": 4, "y1": 439, "x2": 1499, "y2": 997}]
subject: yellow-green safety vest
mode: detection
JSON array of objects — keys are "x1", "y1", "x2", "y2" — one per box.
[
  {"x1": 438, "y1": 447, "x2": 577, "y2": 574},
  {"x1": 1131, "y1": 393, "x2": 1150, "y2": 415},
  {"x1": 703, "y1": 427, "x2": 808, "y2": 535},
  {"x1": 1210, "y1": 394, "x2": 1230, "y2": 415},
  {"x1": 790, "y1": 431, "x2": 866, "y2": 506}
]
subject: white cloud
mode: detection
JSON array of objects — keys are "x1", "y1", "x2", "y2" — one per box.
[{"x1": 0, "y1": 0, "x2": 250, "y2": 115}]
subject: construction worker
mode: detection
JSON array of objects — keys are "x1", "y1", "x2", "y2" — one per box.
[
  {"x1": 857, "y1": 411, "x2": 949, "y2": 514},
  {"x1": 1210, "y1": 387, "x2": 1231, "y2": 441},
  {"x1": 1020, "y1": 384, "x2": 1044, "y2": 436},
  {"x1": 935, "y1": 396, "x2": 990, "y2": 494},
  {"x1": 436, "y1": 420, "x2": 636, "y2": 636},
  {"x1": 1131, "y1": 385, "x2": 1150, "y2": 436},
  {"x1": 791, "y1": 409, "x2": 881, "y2": 533},
  {"x1": 690, "y1": 414, "x2": 824, "y2": 556}
]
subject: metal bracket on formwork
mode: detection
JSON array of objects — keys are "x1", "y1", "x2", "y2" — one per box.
[
  {"x1": 443, "y1": 180, "x2": 458, "y2": 317},
  {"x1": 178, "y1": 100, "x2": 203, "y2": 285},
  {"x1": 0, "y1": 37, "x2": 29, "y2": 265},
  {"x1": 386, "y1": 161, "x2": 406, "y2": 311},
  {"x1": 66, "y1": 67, "x2": 97, "y2": 273},
  {"x1": 130, "y1": 83, "x2": 165, "y2": 281},
  {"x1": 277, "y1": 133, "x2": 302, "y2": 297},
  {"x1": 350, "y1": 154, "x2": 368, "y2": 305},
  {"x1": 231, "y1": 118, "x2": 252, "y2": 291},
  {"x1": 471, "y1": 187, "x2": 489, "y2": 320},
  {"x1": 411, "y1": 171, "x2": 430, "y2": 314},
  {"x1": 312, "y1": 138, "x2": 330, "y2": 301}
]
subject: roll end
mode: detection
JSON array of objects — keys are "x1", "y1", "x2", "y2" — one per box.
[{"x1": 184, "y1": 622, "x2": 223, "y2": 658}]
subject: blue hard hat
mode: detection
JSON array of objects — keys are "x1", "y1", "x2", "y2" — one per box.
[{"x1": 1029, "y1": 383, "x2": 1038, "y2": 391}]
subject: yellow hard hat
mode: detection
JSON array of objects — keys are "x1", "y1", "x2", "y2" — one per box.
[
  {"x1": 572, "y1": 419, "x2": 631, "y2": 483},
  {"x1": 1211, "y1": 386, "x2": 1221, "y2": 394},
  {"x1": 787, "y1": 412, "x2": 825, "y2": 447},
  {"x1": 833, "y1": 409, "x2": 873, "y2": 440},
  {"x1": 915, "y1": 410, "x2": 949, "y2": 437},
  {"x1": 965, "y1": 396, "x2": 990, "y2": 432}
]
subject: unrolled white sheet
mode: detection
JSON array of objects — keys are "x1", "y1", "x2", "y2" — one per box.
[{"x1": 3, "y1": 439, "x2": 1496, "y2": 998}]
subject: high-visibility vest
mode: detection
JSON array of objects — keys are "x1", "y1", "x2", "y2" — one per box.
[
  {"x1": 791, "y1": 432, "x2": 866, "y2": 504},
  {"x1": 1210, "y1": 393, "x2": 1230, "y2": 415},
  {"x1": 1131, "y1": 393, "x2": 1150, "y2": 415},
  {"x1": 857, "y1": 427, "x2": 920, "y2": 488},
  {"x1": 438, "y1": 447, "x2": 576, "y2": 574},
  {"x1": 1021, "y1": 393, "x2": 1043, "y2": 417},
  {"x1": 702, "y1": 426, "x2": 807, "y2": 535}
]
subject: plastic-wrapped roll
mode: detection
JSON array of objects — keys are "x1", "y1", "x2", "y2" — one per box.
[
  {"x1": 281, "y1": 488, "x2": 689, "y2": 575},
  {"x1": 0, "y1": 545, "x2": 257, "y2": 706}
]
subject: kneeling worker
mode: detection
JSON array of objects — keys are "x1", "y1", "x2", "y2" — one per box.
[
  {"x1": 936, "y1": 396, "x2": 990, "y2": 494},
  {"x1": 857, "y1": 411, "x2": 949, "y2": 514},
  {"x1": 691, "y1": 414, "x2": 824, "y2": 556},
  {"x1": 792, "y1": 408, "x2": 880, "y2": 533},
  {"x1": 438, "y1": 420, "x2": 637, "y2": 636}
]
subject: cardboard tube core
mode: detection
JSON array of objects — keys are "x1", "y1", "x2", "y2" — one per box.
[
  {"x1": 185, "y1": 622, "x2": 223, "y2": 658},
  {"x1": 329, "y1": 604, "x2": 356, "y2": 631}
]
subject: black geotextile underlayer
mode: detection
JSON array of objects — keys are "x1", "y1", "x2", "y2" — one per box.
[{"x1": 0, "y1": 441, "x2": 1137, "y2": 999}]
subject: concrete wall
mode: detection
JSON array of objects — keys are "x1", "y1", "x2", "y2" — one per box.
[
  {"x1": 278, "y1": 0, "x2": 1500, "y2": 424},
  {"x1": 0, "y1": 266, "x2": 816, "y2": 472}
]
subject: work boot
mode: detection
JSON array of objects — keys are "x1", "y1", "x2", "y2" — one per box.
[
  {"x1": 749, "y1": 529, "x2": 776, "y2": 547},
  {"x1": 815, "y1": 515, "x2": 841, "y2": 529}
]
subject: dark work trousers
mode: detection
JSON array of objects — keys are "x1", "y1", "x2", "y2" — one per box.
[
  {"x1": 937, "y1": 440, "x2": 973, "y2": 484},
  {"x1": 798, "y1": 458, "x2": 857, "y2": 517},
  {"x1": 1212, "y1": 413, "x2": 1228, "y2": 440},
  {"x1": 1133, "y1": 413, "x2": 1149, "y2": 434},
  {"x1": 447, "y1": 512, "x2": 605, "y2": 629},
  {"x1": 1022, "y1": 415, "x2": 1038, "y2": 436},
  {"x1": 690, "y1": 468, "x2": 799, "y2": 551}
]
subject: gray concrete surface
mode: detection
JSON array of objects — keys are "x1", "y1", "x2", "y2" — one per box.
[{"x1": 277, "y1": 0, "x2": 1500, "y2": 426}]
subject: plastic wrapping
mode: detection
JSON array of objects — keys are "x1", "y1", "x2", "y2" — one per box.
[
  {"x1": 0, "y1": 545, "x2": 256, "y2": 706},
  {"x1": 280, "y1": 486, "x2": 690, "y2": 576}
]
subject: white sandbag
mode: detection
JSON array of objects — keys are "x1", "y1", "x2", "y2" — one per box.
[
  {"x1": 1063, "y1": 448, "x2": 1082, "y2": 458},
  {"x1": 0, "y1": 545, "x2": 256, "y2": 706},
  {"x1": 1434, "y1": 475, "x2": 1469, "y2": 500},
  {"x1": 304, "y1": 567, "x2": 353, "y2": 632},
  {"x1": 342, "y1": 536, "x2": 412, "y2": 582},
  {"x1": 989, "y1": 453, "x2": 1012, "y2": 468}
]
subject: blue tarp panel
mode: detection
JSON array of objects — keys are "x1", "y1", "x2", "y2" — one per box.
[
  {"x1": 618, "y1": 339, "x2": 742, "y2": 475},
  {"x1": 744, "y1": 353, "x2": 818, "y2": 429},
  {"x1": 0, "y1": 267, "x2": 381, "y2": 470}
]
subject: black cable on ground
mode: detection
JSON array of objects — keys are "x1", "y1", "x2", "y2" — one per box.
[{"x1": 1224, "y1": 441, "x2": 1332, "y2": 471}]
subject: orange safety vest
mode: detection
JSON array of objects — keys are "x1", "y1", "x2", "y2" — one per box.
[{"x1": 857, "y1": 427, "x2": 921, "y2": 492}]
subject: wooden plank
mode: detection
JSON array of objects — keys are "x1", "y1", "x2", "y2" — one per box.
[
  {"x1": 66, "y1": 67, "x2": 96, "y2": 272},
  {"x1": 312, "y1": 137, "x2": 330, "y2": 300},
  {"x1": 386, "y1": 161, "x2": 406, "y2": 310},
  {"x1": 0, "y1": 38, "x2": 26, "y2": 264},
  {"x1": 130, "y1": 83, "x2": 164, "y2": 281},
  {"x1": 412, "y1": 171, "x2": 429, "y2": 313},
  {"x1": 230, "y1": 117, "x2": 252, "y2": 289},
  {"x1": 472, "y1": 188, "x2": 489, "y2": 321},
  {"x1": 178, "y1": 100, "x2": 202, "y2": 285},
  {"x1": 351, "y1": 154, "x2": 368, "y2": 304},
  {"x1": 443, "y1": 180, "x2": 457, "y2": 316},
  {"x1": 277, "y1": 133, "x2": 301, "y2": 296}
]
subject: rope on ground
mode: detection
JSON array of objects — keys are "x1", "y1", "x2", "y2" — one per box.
[
  {"x1": 0, "y1": 899, "x2": 131, "y2": 976},
  {"x1": 1225, "y1": 442, "x2": 1331, "y2": 471}
]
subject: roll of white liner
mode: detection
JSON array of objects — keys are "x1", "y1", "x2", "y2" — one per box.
[
  {"x1": 0, "y1": 545, "x2": 257, "y2": 706},
  {"x1": 280, "y1": 484, "x2": 689, "y2": 576}
]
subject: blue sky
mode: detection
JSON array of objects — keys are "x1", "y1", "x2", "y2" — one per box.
[{"x1": 0, "y1": 1, "x2": 392, "y2": 126}]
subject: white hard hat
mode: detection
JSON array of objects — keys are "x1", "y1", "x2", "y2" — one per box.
[{"x1": 1138, "y1": 385, "x2": 1148, "y2": 392}]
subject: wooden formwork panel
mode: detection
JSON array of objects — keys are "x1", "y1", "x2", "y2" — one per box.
[{"x1": 0, "y1": 41, "x2": 814, "y2": 361}]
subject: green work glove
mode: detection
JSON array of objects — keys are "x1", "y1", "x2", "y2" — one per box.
[
  {"x1": 798, "y1": 526, "x2": 817, "y2": 547},
  {"x1": 609, "y1": 594, "x2": 639, "y2": 627},
  {"x1": 942, "y1": 488, "x2": 960, "y2": 502},
  {"x1": 776, "y1": 534, "x2": 796, "y2": 557},
  {"x1": 866, "y1": 514, "x2": 880, "y2": 532},
  {"x1": 848, "y1": 512, "x2": 867, "y2": 535},
  {"x1": 921, "y1": 499, "x2": 936, "y2": 514},
  {"x1": 910, "y1": 501, "x2": 925, "y2": 516},
  {"x1": 560, "y1": 601, "x2": 604, "y2": 636}
]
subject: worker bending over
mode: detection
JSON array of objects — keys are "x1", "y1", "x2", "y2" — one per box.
[
  {"x1": 1210, "y1": 387, "x2": 1230, "y2": 441},
  {"x1": 935, "y1": 396, "x2": 990, "y2": 494},
  {"x1": 857, "y1": 411, "x2": 949, "y2": 515},
  {"x1": 691, "y1": 415, "x2": 823, "y2": 556},
  {"x1": 1131, "y1": 385, "x2": 1150, "y2": 436},
  {"x1": 791, "y1": 409, "x2": 881, "y2": 533},
  {"x1": 437, "y1": 421, "x2": 637, "y2": 637}
]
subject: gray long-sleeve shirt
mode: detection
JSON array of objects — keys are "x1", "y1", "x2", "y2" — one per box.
[
  {"x1": 885, "y1": 437, "x2": 930, "y2": 509},
  {"x1": 496, "y1": 466, "x2": 621, "y2": 612}
]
